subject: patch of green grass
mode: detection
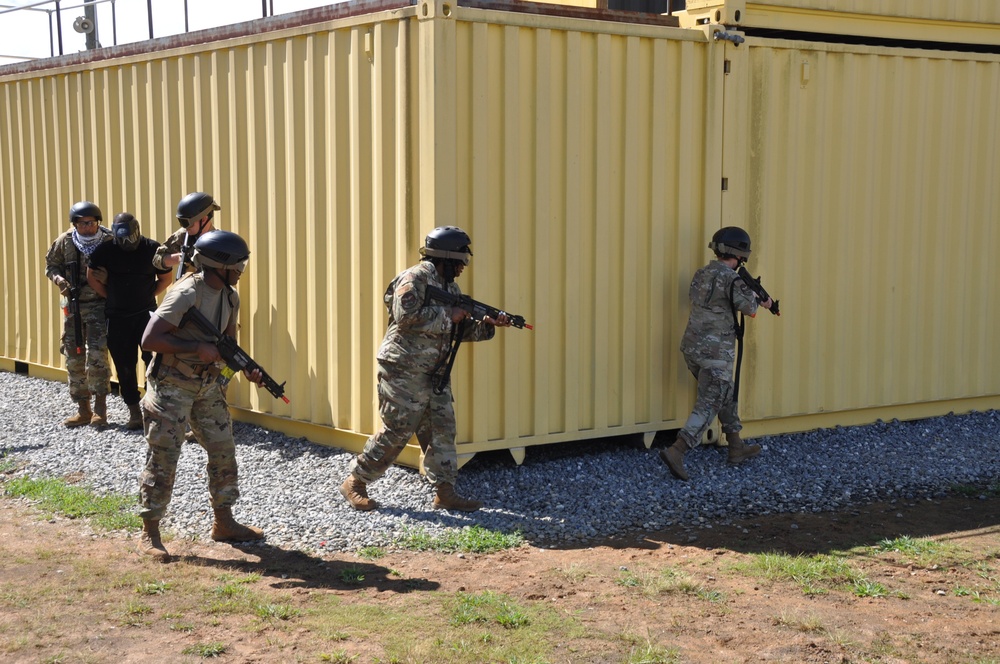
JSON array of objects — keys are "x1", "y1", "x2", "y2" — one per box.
[
  {"x1": 182, "y1": 642, "x2": 228, "y2": 657},
  {"x1": 119, "y1": 599, "x2": 153, "y2": 627},
  {"x1": 449, "y1": 591, "x2": 531, "y2": 629},
  {"x1": 773, "y1": 610, "x2": 824, "y2": 632},
  {"x1": 318, "y1": 652, "x2": 357, "y2": 663},
  {"x1": 339, "y1": 567, "x2": 366, "y2": 584},
  {"x1": 4, "y1": 476, "x2": 140, "y2": 531},
  {"x1": 0, "y1": 452, "x2": 18, "y2": 474},
  {"x1": 136, "y1": 580, "x2": 171, "y2": 595},
  {"x1": 255, "y1": 602, "x2": 299, "y2": 620},
  {"x1": 952, "y1": 482, "x2": 1000, "y2": 498},
  {"x1": 395, "y1": 525, "x2": 524, "y2": 553},
  {"x1": 625, "y1": 642, "x2": 680, "y2": 664},
  {"x1": 358, "y1": 546, "x2": 386, "y2": 560},
  {"x1": 616, "y1": 566, "x2": 722, "y2": 601},
  {"x1": 851, "y1": 580, "x2": 888, "y2": 598},
  {"x1": 734, "y1": 552, "x2": 871, "y2": 595}
]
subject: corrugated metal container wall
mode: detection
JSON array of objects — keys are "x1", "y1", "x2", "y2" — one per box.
[
  {"x1": 724, "y1": 37, "x2": 1000, "y2": 431},
  {"x1": 428, "y1": 7, "x2": 718, "y2": 459},
  {"x1": 0, "y1": 12, "x2": 418, "y2": 450},
  {"x1": 746, "y1": 0, "x2": 1000, "y2": 24}
]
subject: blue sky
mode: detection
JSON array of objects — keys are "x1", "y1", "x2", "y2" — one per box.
[{"x1": 0, "y1": 0, "x2": 339, "y2": 64}]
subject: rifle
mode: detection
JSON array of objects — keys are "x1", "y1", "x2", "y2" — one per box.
[
  {"x1": 64, "y1": 260, "x2": 84, "y2": 355},
  {"x1": 422, "y1": 285, "x2": 531, "y2": 394},
  {"x1": 423, "y1": 285, "x2": 533, "y2": 330},
  {"x1": 737, "y1": 265, "x2": 780, "y2": 316},
  {"x1": 175, "y1": 232, "x2": 192, "y2": 280},
  {"x1": 179, "y1": 306, "x2": 290, "y2": 403}
]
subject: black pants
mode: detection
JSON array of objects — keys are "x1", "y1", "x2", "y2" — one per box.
[{"x1": 107, "y1": 312, "x2": 153, "y2": 405}]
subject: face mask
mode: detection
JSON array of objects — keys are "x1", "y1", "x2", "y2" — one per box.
[{"x1": 113, "y1": 219, "x2": 141, "y2": 251}]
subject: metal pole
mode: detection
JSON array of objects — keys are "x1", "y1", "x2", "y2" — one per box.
[
  {"x1": 48, "y1": 9, "x2": 55, "y2": 57},
  {"x1": 183, "y1": 0, "x2": 188, "y2": 32},
  {"x1": 112, "y1": 0, "x2": 117, "y2": 45},
  {"x1": 55, "y1": 0, "x2": 63, "y2": 55},
  {"x1": 147, "y1": 0, "x2": 153, "y2": 39},
  {"x1": 261, "y1": 0, "x2": 266, "y2": 18},
  {"x1": 84, "y1": 2, "x2": 97, "y2": 49}
]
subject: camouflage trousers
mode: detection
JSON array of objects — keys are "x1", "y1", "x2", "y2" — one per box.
[
  {"x1": 678, "y1": 354, "x2": 742, "y2": 449},
  {"x1": 350, "y1": 365, "x2": 459, "y2": 487},
  {"x1": 138, "y1": 365, "x2": 240, "y2": 521},
  {"x1": 60, "y1": 299, "x2": 110, "y2": 401}
]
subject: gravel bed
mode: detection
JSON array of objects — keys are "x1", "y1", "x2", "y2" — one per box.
[{"x1": 1, "y1": 370, "x2": 998, "y2": 553}]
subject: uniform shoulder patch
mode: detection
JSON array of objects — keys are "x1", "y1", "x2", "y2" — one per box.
[{"x1": 397, "y1": 282, "x2": 420, "y2": 312}]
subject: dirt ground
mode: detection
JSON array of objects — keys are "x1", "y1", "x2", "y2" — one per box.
[{"x1": 0, "y1": 490, "x2": 998, "y2": 663}]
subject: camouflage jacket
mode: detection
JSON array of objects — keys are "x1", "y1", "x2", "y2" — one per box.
[
  {"x1": 377, "y1": 261, "x2": 496, "y2": 373},
  {"x1": 45, "y1": 227, "x2": 114, "y2": 303},
  {"x1": 680, "y1": 260, "x2": 758, "y2": 362},
  {"x1": 152, "y1": 227, "x2": 195, "y2": 273}
]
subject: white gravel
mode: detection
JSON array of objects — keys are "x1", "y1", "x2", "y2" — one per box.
[{"x1": 1, "y1": 370, "x2": 998, "y2": 553}]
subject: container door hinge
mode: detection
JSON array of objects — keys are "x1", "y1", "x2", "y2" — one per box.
[
  {"x1": 724, "y1": 59, "x2": 731, "y2": 74},
  {"x1": 722, "y1": 177, "x2": 729, "y2": 191}
]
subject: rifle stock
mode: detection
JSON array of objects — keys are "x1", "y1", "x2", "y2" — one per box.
[{"x1": 179, "y1": 306, "x2": 290, "y2": 403}]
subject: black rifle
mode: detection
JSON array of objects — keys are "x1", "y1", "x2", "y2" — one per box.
[
  {"x1": 423, "y1": 285, "x2": 533, "y2": 330},
  {"x1": 422, "y1": 285, "x2": 531, "y2": 394},
  {"x1": 64, "y1": 260, "x2": 84, "y2": 355},
  {"x1": 180, "y1": 306, "x2": 290, "y2": 403},
  {"x1": 175, "y1": 232, "x2": 193, "y2": 280},
  {"x1": 737, "y1": 265, "x2": 780, "y2": 316}
]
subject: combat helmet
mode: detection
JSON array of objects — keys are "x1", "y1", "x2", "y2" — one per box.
[
  {"x1": 69, "y1": 201, "x2": 103, "y2": 225},
  {"x1": 192, "y1": 230, "x2": 250, "y2": 272},
  {"x1": 419, "y1": 226, "x2": 473, "y2": 266},
  {"x1": 709, "y1": 226, "x2": 752, "y2": 260},
  {"x1": 176, "y1": 192, "x2": 221, "y2": 229}
]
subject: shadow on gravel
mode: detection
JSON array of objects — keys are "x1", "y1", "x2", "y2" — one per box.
[
  {"x1": 625, "y1": 492, "x2": 1000, "y2": 557},
  {"x1": 177, "y1": 541, "x2": 442, "y2": 593}
]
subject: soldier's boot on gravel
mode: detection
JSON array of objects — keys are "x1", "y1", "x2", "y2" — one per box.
[
  {"x1": 659, "y1": 437, "x2": 691, "y2": 481},
  {"x1": 211, "y1": 507, "x2": 265, "y2": 542},
  {"x1": 90, "y1": 393, "x2": 108, "y2": 428},
  {"x1": 184, "y1": 430, "x2": 198, "y2": 443},
  {"x1": 125, "y1": 403, "x2": 144, "y2": 430},
  {"x1": 339, "y1": 476, "x2": 377, "y2": 511},
  {"x1": 725, "y1": 431, "x2": 761, "y2": 465},
  {"x1": 433, "y1": 483, "x2": 483, "y2": 512},
  {"x1": 137, "y1": 519, "x2": 170, "y2": 562},
  {"x1": 64, "y1": 399, "x2": 92, "y2": 428}
]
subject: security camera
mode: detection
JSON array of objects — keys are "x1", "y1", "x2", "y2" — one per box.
[{"x1": 73, "y1": 16, "x2": 94, "y2": 34}]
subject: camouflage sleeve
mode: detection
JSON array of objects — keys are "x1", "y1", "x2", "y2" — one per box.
[
  {"x1": 389, "y1": 270, "x2": 449, "y2": 331},
  {"x1": 461, "y1": 320, "x2": 497, "y2": 343},
  {"x1": 152, "y1": 231, "x2": 182, "y2": 271},
  {"x1": 44, "y1": 234, "x2": 66, "y2": 282},
  {"x1": 731, "y1": 276, "x2": 759, "y2": 317}
]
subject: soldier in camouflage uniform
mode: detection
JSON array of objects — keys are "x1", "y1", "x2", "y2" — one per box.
[
  {"x1": 660, "y1": 226, "x2": 772, "y2": 481},
  {"x1": 45, "y1": 201, "x2": 114, "y2": 427},
  {"x1": 340, "y1": 226, "x2": 512, "y2": 513},
  {"x1": 152, "y1": 191, "x2": 221, "y2": 282},
  {"x1": 137, "y1": 230, "x2": 265, "y2": 561}
]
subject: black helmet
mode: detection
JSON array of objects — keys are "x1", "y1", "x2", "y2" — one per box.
[
  {"x1": 69, "y1": 201, "x2": 102, "y2": 225},
  {"x1": 709, "y1": 226, "x2": 752, "y2": 260},
  {"x1": 111, "y1": 212, "x2": 141, "y2": 251},
  {"x1": 192, "y1": 230, "x2": 250, "y2": 272},
  {"x1": 176, "y1": 191, "x2": 221, "y2": 228},
  {"x1": 419, "y1": 226, "x2": 473, "y2": 265}
]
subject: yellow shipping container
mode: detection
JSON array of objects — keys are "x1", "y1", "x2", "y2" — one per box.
[{"x1": 1, "y1": 0, "x2": 998, "y2": 466}]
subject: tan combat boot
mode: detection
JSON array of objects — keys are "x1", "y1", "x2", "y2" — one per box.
[
  {"x1": 659, "y1": 437, "x2": 691, "y2": 481},
  {"x1": 339, "y1": 476, "x2": 377, "y2": 511},
  {"x1": 137, "y1": 519, "x2": 170, "y2": 562},
  {"x1": 64, "y1": 399, "x2": 93, "y2": 428},
  {"x1": 433, "y1": 483, "x2": 483, "y2": 512},
  {"x1": 725, "y1": 431, "x2": 761, "y2": 465},
  {"x1": 125, "y1": 403, "x2": 143, "y2": 430},
  {"x1": 90, "y1": 393, "x2": 108, "y2": 428},
  {"x1": 211, "y1": 506, "x2": 265, "y2": 542}
]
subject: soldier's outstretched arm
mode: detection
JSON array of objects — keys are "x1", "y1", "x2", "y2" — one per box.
[{"x1": 141, "y1": 315, "x2": 220, "y2": 364}]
